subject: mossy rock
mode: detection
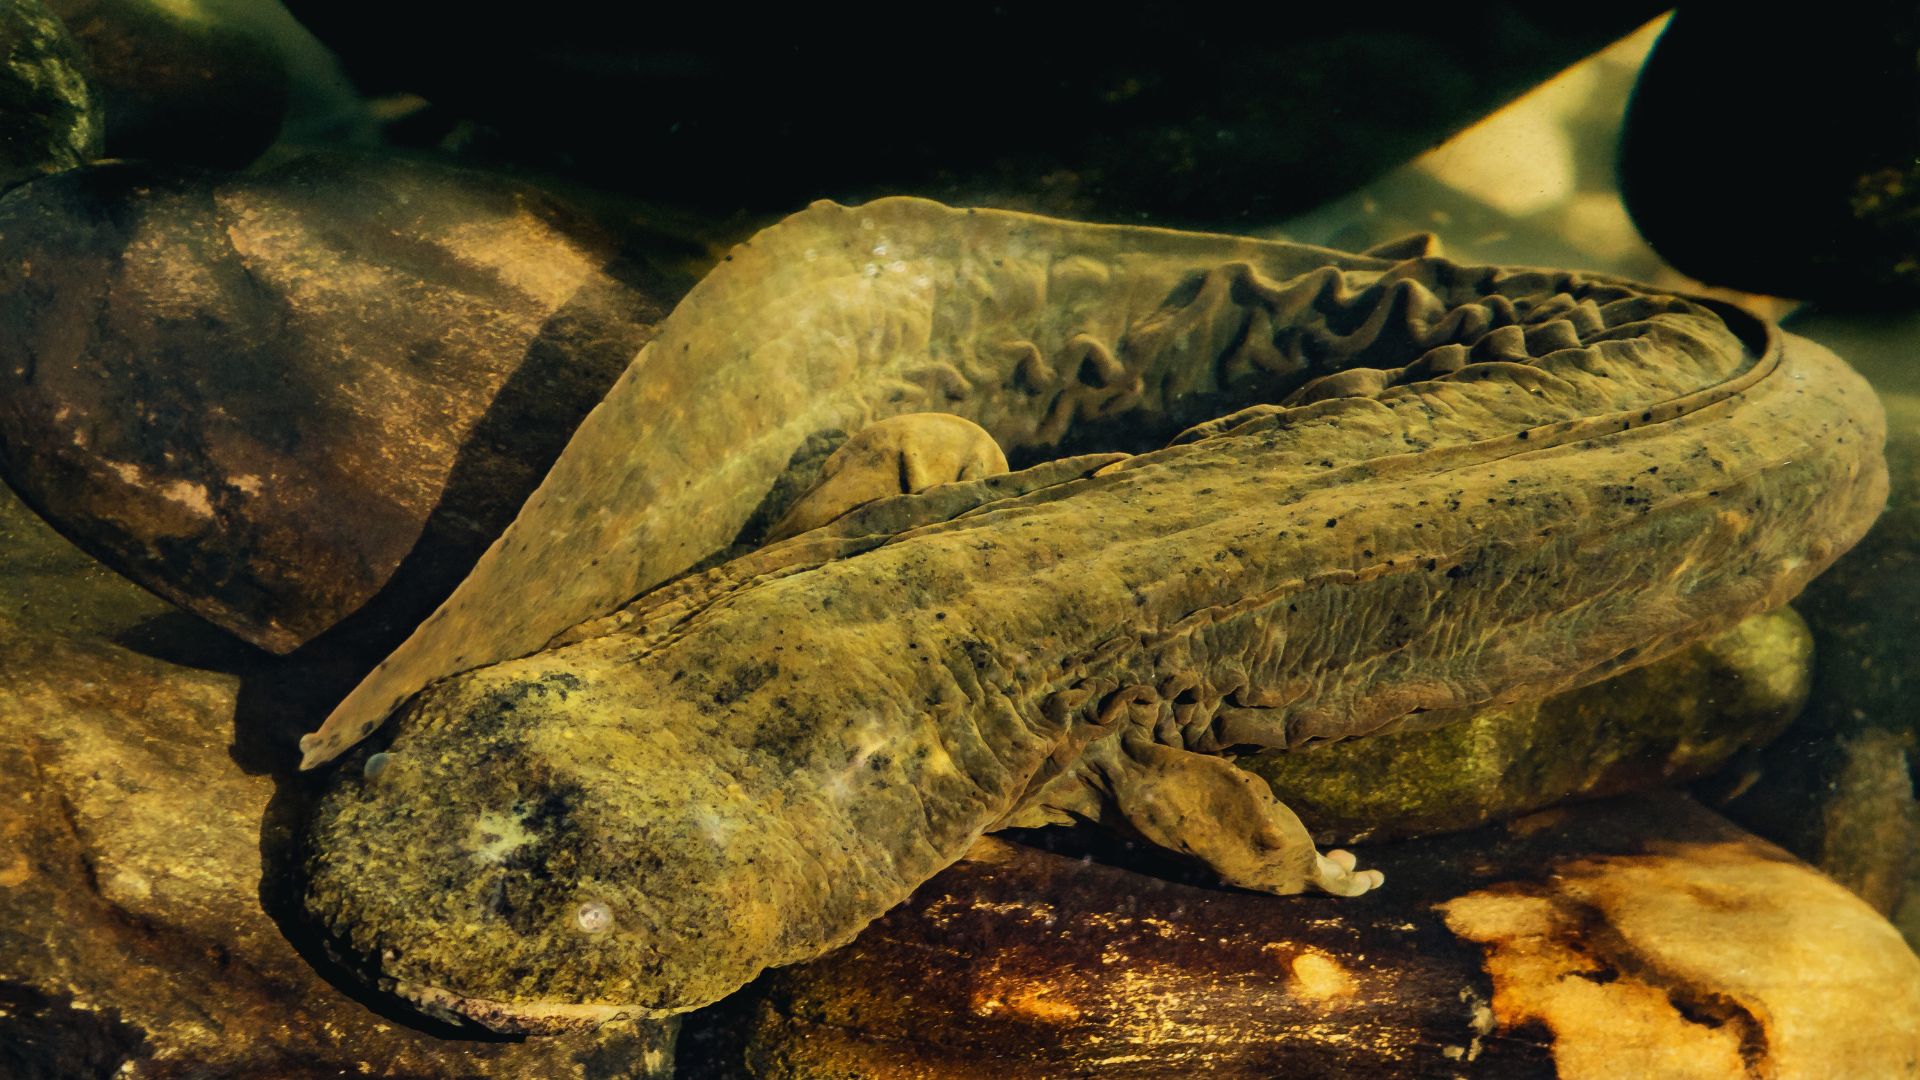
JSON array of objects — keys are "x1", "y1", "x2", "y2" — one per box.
[
  {"x1": 0, "y1": 0, "x2": 100, "y2": 193},
  {"x1": 1240, "y1": 608, "x2": 1812, "y2": 843}
]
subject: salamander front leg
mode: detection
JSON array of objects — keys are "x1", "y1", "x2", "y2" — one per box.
[{"x1": 1100, "y1": 735, "x2": 1384, "y2": 897}]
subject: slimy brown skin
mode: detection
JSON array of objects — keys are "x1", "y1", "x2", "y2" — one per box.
[
  {"x1": 299, "y1": 199, "x2": 1514, "y2": 769},
  {"x1": 301, "y1": 203, "x2": 1887, "y2": 1031}
]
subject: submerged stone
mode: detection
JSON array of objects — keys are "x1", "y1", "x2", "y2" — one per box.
[
  {"x1": 1620, "y1": 7, "x2": 1920, "y2": 306},
  {"x1": 280, "y1": 3, "x2": 1666, "y2": 224},
  {"x1": 1241, "y1": 607, "x2": 1813, "y2": 843},
  {"x1": 745, "y1": 797, "x2": 1920, "y2": 1079},
  {"x1": 0, "y1": 154, "x2": 686, "y2": 653},
  {"x1": 0, "y1": 0, "x2": 100, "y2": 193},
  {"x1": 44, "y1": 0, "x2": 289, "y2": 168}
]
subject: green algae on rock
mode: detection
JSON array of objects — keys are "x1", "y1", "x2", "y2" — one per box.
[
  {"x1": 302, "y1": 200, "x2": 1886, "y2": 1032},
  {"x1": 1241, "y1": 606, "x2": 1813, "y2": 843},
  {"x1": 0, "y1": 0, "x2": 100, "y2": 194}
]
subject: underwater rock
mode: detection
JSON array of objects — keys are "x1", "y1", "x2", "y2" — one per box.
[
  {"x1": 300, "y1": 199, "x2": 1885, "y2": 1032},
  {"x1": 1721, "y1": 389, "x2": 1920, "y2": 925},
  {"x1": 43, "y1": 0, "x2": 290, "y2": 168},
  {"x1": 282, "y1": 3, "x2": 1664, "y2": 223},
  {"x1": 0, "y1": 0, "x2": 101, "y2": 193},
  {"x1": 0, "y1": 459, "x2": 170, "y2": 640},
  {"x1": 1242, "y1": 607, "x2": 1812, "y2": 842},
  {"x1": 744, "y1": 797, "x2": 1920, "y2": 1079},
  {"x1": 0, "y1": 154, "x2": 684, "y2": 654},
  {"x1": 0, "y1": 612, "x2": 677, "y2": 1077},
  {"x1": 1620, "y1": 5, "x2": 1920, "y2": 306}
]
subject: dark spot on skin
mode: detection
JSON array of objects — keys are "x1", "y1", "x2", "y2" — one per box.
[
  {"x1": 461, "y1": 672, "x2": 586, "y2": 745},
  {"x1": 750, "y1": 698, "x2": 821, "y2": 761},
  {"x1": 710, "y1": 660, "x2": 779, "y2": 707}
]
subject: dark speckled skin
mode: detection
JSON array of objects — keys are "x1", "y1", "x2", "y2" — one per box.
[{"x1": 302, "y1": 202, "x2": 1886, "y2": 1031}]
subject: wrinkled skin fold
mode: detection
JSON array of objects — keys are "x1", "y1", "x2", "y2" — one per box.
[{"x1": 301, "y1": 199, "x2": 1888, "y2": 1032}]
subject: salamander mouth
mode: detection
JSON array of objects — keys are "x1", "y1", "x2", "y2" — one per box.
[{"x1": 393, "y1": 979, "x2": 652, "y2": 1034}]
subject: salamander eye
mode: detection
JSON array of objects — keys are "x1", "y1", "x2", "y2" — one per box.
[{"x1": 576, "y1": 900, "x2": 614, "y2": 934}]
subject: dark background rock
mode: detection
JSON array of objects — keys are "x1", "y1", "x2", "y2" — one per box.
[
  {"x1": 741, "y1": 798, "x2": 1920, "y2": 1079},
  {"x1": 0, "y1": 0, "x2": 101, "y2": 193},
  {"x1": 1715, "y1": 332, "x2": 1920, "y2": 930},
  {"x1": 44, "y1": 0, "x2": 291, "y2": 168},
  {"x1": 280, "y1": 2, "x2": 1666, "y2": 227},
  {"x1": 1619, "y1": 3, "x2": 1920, "y2": 307},
  {"x1": 0, "y1": 153, "x2": 690, "y2": 656}
]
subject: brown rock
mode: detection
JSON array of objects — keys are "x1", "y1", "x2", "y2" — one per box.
[
  {"x1": 45, "y1": 0, "x2": 289, "y2": 168},
  {"x1": 0, "y1": 616, "x2": 676, "y2": 1077},
  {"x1": 0, "y1": 461, "x2": 169, "y2": 640},
  {"x1": 745, "y1": 796, "x2": 1920, "y2": 1078},
  {"x1": 0, "y1": 154, "x2": 687, "y2": 653}
]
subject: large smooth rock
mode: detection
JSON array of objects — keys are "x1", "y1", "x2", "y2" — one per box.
[
  {"x1": 0, "y1": 154, "x2": 686, "y2": 654},
  {"x1": 0, "y1": 0, "x2": 101, "y2": 193},
  {"x1": 44, "y1": 0, "x2": 290, "y2": 168},
  {"x1": 1242, "y1": 607, "x2": 1811, "y2": 842},
  {"x1": 0, "y1": 612, "x2": 677, "y2": 1077},
  {"x1": 282, "y1": 3, "x2": 1665, "y2": 225},
  {"x1": 745, "y1": 797, "x2": 1920, "y2": 1078},
  {"x1": 1620, "y1": 5, "x2": 1920, "y2": 306}
]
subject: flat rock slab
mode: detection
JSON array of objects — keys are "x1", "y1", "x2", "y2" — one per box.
[
  {"x1": 746, "y1": 795, "x2": 1920, "y2": 1079},
  {"x1": 0, "y1": 619, "x2": 675, "y2": 1077},
  {"x1": 0, "y1": 153, "x2": 685, "y2": 653}
]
